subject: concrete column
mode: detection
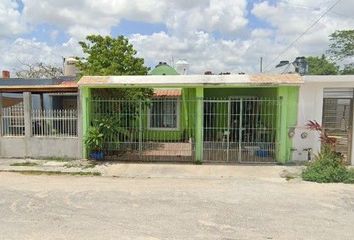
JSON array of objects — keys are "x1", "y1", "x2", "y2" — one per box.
[
  {"x1": 80, "y1": 87, "x2": 91, "y2": 159},
  {"x1": 23, "y1": 92, "x2": 32, "y2": 138},
  {"x1": 195, "y1": 87, "x2": 203, "y2": 162},
  {"x1": 23, "y1": 92, "x2": 32, "y2": 158},
  {"x1": 76, "y1": 93, "x2": 83, "y2": 159}
]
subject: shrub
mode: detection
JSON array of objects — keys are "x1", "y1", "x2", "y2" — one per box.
[
  {"x1": 344, "y1": 168, "x2": 354, "y2": 184},
  {"x1": 302, "y1": 146, "x2": 348, "y2": 183},
  {"x1": 302, "y1": 120, "x2": 352, "y2": 183}
]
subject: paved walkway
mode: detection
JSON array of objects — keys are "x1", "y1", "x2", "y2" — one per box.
[{"x1": 0, "y1": 158, "x2": 303, "y2": 180}]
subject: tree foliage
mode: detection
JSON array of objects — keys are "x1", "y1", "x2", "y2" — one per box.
[
  {"x1": 340, "y1": 64, "x2": 354, "y2": 75},
  {"x1": 77, "y1": 35, "x2": 152, "y2": 99},
  {"x1": 306, "y1": 55, "x2": 338, "y2": 75},
  {"x1": 328, "y1": 30, "x2": 354, "y2": 60},
  {"x1": 77, "y1": 35, "x2": 149, "y2": 76},
  {"x1": 15, "y1": 62, "x2": 63, "y2": 79}
]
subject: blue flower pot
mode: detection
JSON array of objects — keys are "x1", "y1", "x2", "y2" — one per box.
[
  {"x1": 256, "y1": 149, "x2": 269, "y2": 158},
  {"x1": 89, "y1": 151, "x2": 104, "y2": 160}
]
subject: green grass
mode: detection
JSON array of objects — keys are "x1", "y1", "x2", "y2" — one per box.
[
  {"x1": 10, "y1": 161, "x2": 39, "y2": 167},
  {"x1": 64, "y1": 161, "x2": 97, "y2": 169},
  {"x1": 1, "y1": 170, "x2": 101, "y2": 177}
]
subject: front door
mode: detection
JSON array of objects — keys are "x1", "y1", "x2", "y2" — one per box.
[{"x1": 322, "y1": 98, "x2": 353, "y2": 162}]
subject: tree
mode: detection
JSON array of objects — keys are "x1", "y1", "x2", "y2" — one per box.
[
  {"x1": 77, "y1": 35, "x2": 152, "y2": 99},
  {"x1": 306, "y1": 55, "x2": 338, "y2": 75},
  {"x1": 340, "y1": 64, "x2": 354, "y2": 75},
  {"x1": 15, "y1": 62, "x2": 63, "y2": 79},
  {"x1": 328, "y1": 30, "x2": 354, "y2": 60}
]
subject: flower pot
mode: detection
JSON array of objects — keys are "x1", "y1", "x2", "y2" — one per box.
[{"x1": 89, "y1": 151, "x2": 104, "y2": 160}]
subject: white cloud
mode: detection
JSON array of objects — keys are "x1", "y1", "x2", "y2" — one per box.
[
  {"x1": 1, "y1": 0, "x2": 354, "y2": 74},
  {"x1": 0, "y1": 0, "x2": 27, "y2": 38},
  {"x1": 0, "y1": 37, "x2": 81, "y2": 73}
]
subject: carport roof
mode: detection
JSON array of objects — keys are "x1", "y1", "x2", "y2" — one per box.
[{"x1": 78, "y1": 74, "x2": 303, "y2": 88}]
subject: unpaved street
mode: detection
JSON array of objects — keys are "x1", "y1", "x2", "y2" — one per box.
[{"x1": 0, "y1": 172, "x2": 354, "y2": 240}]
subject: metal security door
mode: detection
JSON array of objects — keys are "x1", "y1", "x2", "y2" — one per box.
[
  {"x1": 203, "y1": 98, "x2": 279, "y2": 163},
  {"x1": 323, "y1": 98, "x2": 353, "y2": 162}
]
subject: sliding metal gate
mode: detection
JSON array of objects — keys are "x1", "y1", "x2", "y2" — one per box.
[{"x1": 203, "y1": 98, "x2": 280, "y2": 163}]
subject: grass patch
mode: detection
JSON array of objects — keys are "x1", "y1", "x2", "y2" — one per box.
[
  {"x1": 10, "y1": 161, "x2": 39, "y2": 167},
  {"x1": 64, "y1": 161, "x2": 97, "y2": 169},
  {"x1": 1, "y1": 170, "x2": 101, "y2": 177}
]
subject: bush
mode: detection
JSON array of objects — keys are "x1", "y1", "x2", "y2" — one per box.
[
  {"x1": 344, "y1": 169, "x2": 354, "y2": 184},
  {"x1": 302, "y1": 146, "x2": 348, "y2": 183}
]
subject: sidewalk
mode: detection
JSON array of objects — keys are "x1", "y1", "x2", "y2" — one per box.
[{"x1": 0, "y1": 158, "x2": 303, "y2": 180}]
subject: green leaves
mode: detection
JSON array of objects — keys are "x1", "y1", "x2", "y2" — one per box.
[
  {"x1": 77, "y1": 35, "x2": 149, "y2": 77},
  {"x1": 306, "y1": 55, "x2": 338, "y2": 75},
  {"x1": 328, "y1": 30, "x2": 354, "y2": 61},
  {"x1": 85, "y1": 127, "x2": 104, "y2": 151}
]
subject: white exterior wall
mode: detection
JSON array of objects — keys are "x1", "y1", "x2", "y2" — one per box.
[{"x1": 293, "y1": 75, "x2": 354, "y2": 165}]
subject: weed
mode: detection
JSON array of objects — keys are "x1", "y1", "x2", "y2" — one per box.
[{"x1": 10, "y1": 161, "x2": 39, "y2": 167}]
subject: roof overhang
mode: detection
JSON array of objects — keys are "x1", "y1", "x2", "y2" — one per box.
[
  {"x1": 78, "y1": 74, "x2": 303, "y2": 88},
  {"x1": 0, "y1": 85, "x2": 78, "y2": 93}
]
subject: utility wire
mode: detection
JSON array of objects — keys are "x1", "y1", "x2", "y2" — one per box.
[{"x1": 263, "y1": 0, "x2": 343, "y2": 72}]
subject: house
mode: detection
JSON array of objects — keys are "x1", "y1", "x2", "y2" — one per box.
[
  {"x1": 292, "y1": 75, "x2": 354, "y2": 165},
  {"x1": 78, "y1": 73, "x2": 302, "y2": 163},
  {"x1": 0, "y1": 71, "x2": 80, "y2": 159}
]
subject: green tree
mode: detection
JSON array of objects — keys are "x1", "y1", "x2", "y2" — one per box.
[
  {"x1": 306, "y1": 55, "x2": 338, "y2": 75},
  {"x1": 340, "y1": 64, "x2": 354, "y2": 75},
  {"x1": 77, "y1": 35, "x2": 153, "y2": 99},
  {"x1": 328, "y1": 30, "x2": 354, "y2": 60}
]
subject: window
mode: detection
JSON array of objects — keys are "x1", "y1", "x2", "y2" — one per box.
[{"x1": 149, "y1": 98, "x2": 179, "y2": 130}]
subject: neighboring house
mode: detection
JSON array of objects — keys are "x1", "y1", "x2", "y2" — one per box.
[
  {"x1": 0, "y1": 73, "x2": 80, "y2": 159},
  {"x1": 293, "y1": 75, "x2": 354, "y2": 165},
  {"x1": 79, "y1": 74, "x2": 302, "y2": 164}
]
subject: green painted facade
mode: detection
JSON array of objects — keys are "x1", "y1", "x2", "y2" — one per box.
[{"x1": 81, "y1": 85, "x2": 299, "y2": 163}]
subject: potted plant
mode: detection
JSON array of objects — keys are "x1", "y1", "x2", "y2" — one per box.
[{"x1": 85, "y1": 126, "x2": 104, "y2": 160}]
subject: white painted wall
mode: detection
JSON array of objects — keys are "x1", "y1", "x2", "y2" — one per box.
[{"x1": 293, "y1": 75, "x2": 354, "y2": 165}]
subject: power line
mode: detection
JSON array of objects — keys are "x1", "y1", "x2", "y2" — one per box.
[{"x1": 264, "y1": 0, "x2": 343, "y2": 71}]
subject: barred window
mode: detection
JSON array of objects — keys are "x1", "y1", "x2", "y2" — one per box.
[{"x1": 149, "y1": 98, "x2": 179, "y2": 129}]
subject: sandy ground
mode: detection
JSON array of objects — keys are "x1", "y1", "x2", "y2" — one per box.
[{"x1": 0, "y1": 172, "x2": 353, "y2": 240}]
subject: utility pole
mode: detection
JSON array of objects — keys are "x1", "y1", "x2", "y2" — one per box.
[{"x1": 260, "y1": 57, "x2": 263, "y2": 73}]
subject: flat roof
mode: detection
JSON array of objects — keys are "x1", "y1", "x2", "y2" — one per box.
[
  {"x1": 304, "y1": 75, "x2": 354, "y2": 83},
  {"x1": 78, "y1": 74, "x2": 303, "y2": 88}
]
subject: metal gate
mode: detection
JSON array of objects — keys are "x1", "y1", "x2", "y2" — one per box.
[
  {"x1": 203, "y1": 97, "x2": 280, "y2": 163},
  {"x1": 322, "y1": 98, "x2": 353, "y2": 162}
]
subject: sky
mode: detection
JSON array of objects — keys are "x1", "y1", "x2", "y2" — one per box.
[{"x1": 0, "y1": 0, "x2": 353, "y2": 74}]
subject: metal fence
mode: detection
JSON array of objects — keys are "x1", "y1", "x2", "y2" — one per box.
[
  {"x1": 1, "y1": 104, "x2": 25, "y2": 136},
  {"x1": 32, "y1": 109, "x2": 78, "y2": 137},
  {"x1": 90, "y1": 97, "x2": 281, "y2": 163},
  {"x1": 91, "y1": 98, "x2": 196, "y2": 162}
]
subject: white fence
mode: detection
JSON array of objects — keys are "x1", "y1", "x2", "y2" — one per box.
[
  {"x1": 32, "y1": 109, "x2": 78, "y2": 137},
  {"x1": 1, "y1": 104, "x2": 25, "y2": 136}
]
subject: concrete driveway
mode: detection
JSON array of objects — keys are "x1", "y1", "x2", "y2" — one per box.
[{"x1": 0, "y1": 172, "x2": 353, "y2": 240}]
